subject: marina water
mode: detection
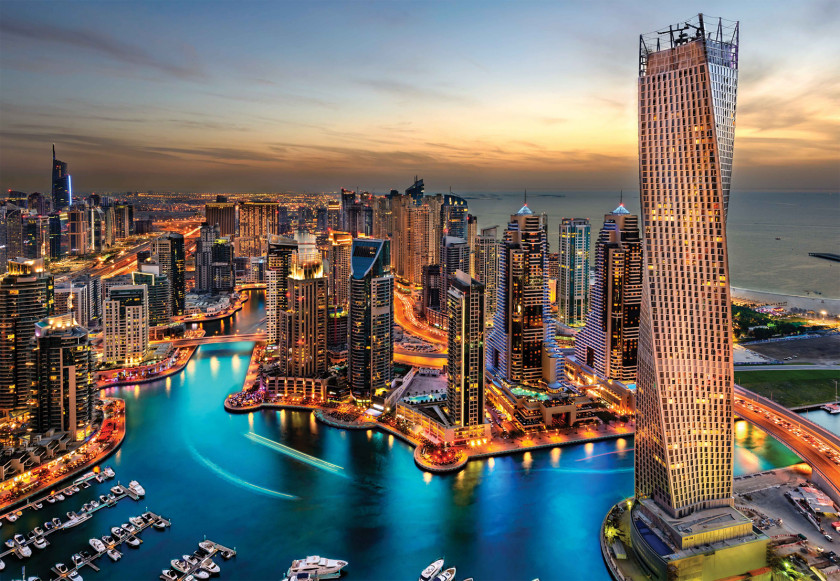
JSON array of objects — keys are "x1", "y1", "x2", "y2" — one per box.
[{"x1": 3, "y1": 292, "x2": 802, "y2": 580}]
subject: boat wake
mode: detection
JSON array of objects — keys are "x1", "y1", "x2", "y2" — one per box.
[
  {"x1": 244, "y1": 431, "x2": 347, "y2": 477},
  {"x1": 575, "y1": 448, "x2": 635, "y2": 462},
  {"x1": 186, "y1": 442, "x2": 298, "y2": 500}
]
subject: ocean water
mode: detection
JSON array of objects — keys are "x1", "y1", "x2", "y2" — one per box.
[
  {"x1": 0, "y1": 293, "x2": 803, "y2": 581},
  {"x1": 464, "y1": 191, "x2": 840, "y2": 298}
]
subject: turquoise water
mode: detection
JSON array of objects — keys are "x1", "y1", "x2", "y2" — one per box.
[
  {"x1": 1, "y1": 292, "x2": 802, "y2": 580},
  {"x1": 798, "y1": 409, "x2": 840, "y2": 437}
]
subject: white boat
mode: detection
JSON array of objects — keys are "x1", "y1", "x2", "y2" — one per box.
[
  {"x1": 103, "y1": 467, "x2": 115, "y2": 478},
  {"x1": 46, "y1": 496, "x2": 56, "y2": 504},
  {"x1": 161, "y1": 570, "x2": 179, "y2": 581},
  {"x1": 95, "y1": 474, "x2": 105, "y2": 483},
  {"x1": 33, "y1": 537, "x2": 47, "y2": 550},
  {"x1": 0, "y1": 558, "x2": 4, "y2": 571},
  {"x1": 5, "y1": 539, "x2": 15, "y2": 548},
  {"x1": 17, "y1": 544, "x2": 32, "y2": 558},
  {"x1": 122, "y1": 522, "x2": 136, "y2": 533},
  {"x1": 419, "y1": 558, "x2": 444, "y2": 581},
  {"x1": 126, "y1": 536, "x2": 140, "y2": 548},
  {"x1": 110, "y1": 485, "x2": 123, "y2": 495},
  {"x1": 286, "y1": 556, "x2": 348, "y2": 580},
  {"x1": 193, "y1": 569, "x2": 210, "y2": 580},
  {"x1": 201, "y1": 559, "x2": 220, "y2": 574},
  {"x1": 34, "y1": 503, "x2": 43, "y2": 510},
  {"x1": 56, "y1": 493, "x2": 65, "y2": 501},
  {"x1": 107, "y1": 549, "x2": 122, "y2": 562},
  {"x1": 153, "y1": 519, "x2": 168, "y2": 530},
  {"x1": 433, "y1": 568, "x2": 456, "y2": 581},
  {"x1": 171, "y1": 559, "x2": 190, "y2": 573},
  {"x1": 128, "y1": 480, "x2": 146, "y2": 496},
  {"x1": 63, "y1": 514, "x2": 92, "y2": 529},
  {"x1": 130, "y1": 516, "x2": 144, "y2": 527},
  {"x1": 198, "y1": 541, "x2": 215, "y2": 552},
  {"x1": 6, "y1": 513, "x2": 18, "y2": 523},
  {"x1": 68, "y1": 571, "x2": 83, "y2": 581},
  {"x1": 111, "y1": 526, "x2": 126, "y2": 538},
  {"x1": 89, "y1": 538, "x2": 106, "y2": 552}
]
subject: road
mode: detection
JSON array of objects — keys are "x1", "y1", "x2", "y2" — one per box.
[
  {"x1": 735, "y1": 385, "x2": 840, "y2": 499},
  {"x1": 394, "y1": 289, "x2": 447, "y2": 347},
  {"x1": 734, "y1": 365, "x2": 840, "y2": 371}
]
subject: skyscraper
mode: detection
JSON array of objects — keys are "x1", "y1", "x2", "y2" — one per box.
[
  {"x1": 326, "y1": 231, "x2": 353, "y2": 310},
  {"x1": 238, "y1": 201, "x2": 279, "y2": 257},
  {"x1": 486, "y1": 204, "x2": 561, "y2": 386},
  {"x1": 151, "y1": 232, "x2": 185, "y2": 316},
  {"x1": 33, "y1": 313, "x2": 96, "y2": 440},
  {"x1": 557, "y1": 218, "x2": 590, "y2": 327},
  {"x1": 103, "y1": 285, "x2": 149, "y2": 365},
  {"x1": 348, "y1": 239, "x2": 393, "y2": 404},
  {"x1": 0, "y1": 258, "x2": 54, "y2": 415},
  {"x1": 133, "y1": 267, "x2": 172, "y2": 327},
  {"x1": 211, "y1": 236, "x2": 235, "y2": 293},
  {"x1": 266, "y1": 236, "x2": 299, "y2": 346},
  {"x1": 277, "y1": 257, "x2": 328, "y2": 378},
  {"x1": 52, "y1": 145, "x2": 71, "y2": 211},
  {"x1": 447, "y1": 270, "x2": 486, "y2": 428},
  {"x1": 635, "y1": 14, "x2": 739, "y2": 519},
  {"x1": 475, "y1": 226, "x2": 499, "y2": 326},
  {"x1": 205, "y1": 201, "x2": 237, "y2": 237},
  {"x1": 66, "y1": 206, "x2": 89, "y2": 256},
  {"x1": 574, "y1": 203, "x2": 642, "y2": 383},
  {"x1": 195, "y1": 223, "x2": 219, "y2": 294}
]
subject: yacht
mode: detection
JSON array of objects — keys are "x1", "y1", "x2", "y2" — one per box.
[
  {"x1": 63, "y1": 514, "x2": 92, "y2": 529},
  {"x1": 107, "y1": 549, "x2": 122, "y2": 562},
  {"x1": 171, "y1": 559, "x2": 190, "y2": 573},
  {"x1": 126, "y1": 536, "x2": 140, "y2": 548},
  {"x1": 33, "y1": 502, "x2": 43, "y2": 510},
  {"x1": 33, "y1": 537, "x2": 47, "y2": 550},
  {"x1": 130, "y1": 516, "x2": 145, "y2": 528},
  {"x1": 46, "y1": 495, "x2": 56, "y2": 504},
  {"x1": 201, "y1": 558, "x2": 220, "y2": 574},
  {"x1": 6, "y1": 513, "x2": 18, "y2": 523},
  {"x1": 17, "y1": 543, "x2": 32, "y2": 558},
  {"x1": 419, "y1": 558, "x2": 444, "y2": 581},
  {"x1": 128, "y1": 480, "x2": 146, "y2": 497},
  {"x1": 153, "y1": 519, "x2": 168, "y2": 530},
  {"x1": 55, "y1": 493, "x2": 65, "y2": 501},
  {"x1": 193, "y1": 569, "x2": 210, "y2": 580},
  {"x1": 286, "y1": 556, "x2": 348, "y2": 579},
  {"x1": 110, "y1": 485, "x2": 124, "y2": 496},
  {"x1": 434, "y1": 568, "x2": 456, "y2": 581},
  {"x1": 51, "y1": 517, "x2": 62, "y2": 527},
  {"x1": 89, "y1": 538, "x2": 106, "y2": 552},
  {"x1": 122, "y1": 522, "x2": 136, "y2": 533},
  {"x1": 111, "y1": 526, "x2": 126, "y2": 538},
  {"x1": 72, "y1": 554, "x2": 85, "y2": 567},
  {"x1": 160, "y1": 570, "x2": 179, "y2": 581},
  {"x1": 55, "y1": 563, "x2": 69, "y2": 575},
  {"x1": 68, "y1": 571, "x2": 82, "y2": 581},
  {"x1": 102, "y1": 535, "x2": 116, "y2": 546}
]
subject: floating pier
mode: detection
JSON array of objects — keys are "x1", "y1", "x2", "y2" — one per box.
[
  {"x1": 0, "y1": 469, "x2": 108, "y2": 522},
  {"x1": 160, "y1": 538, "x2": 236, "y2": 581}
]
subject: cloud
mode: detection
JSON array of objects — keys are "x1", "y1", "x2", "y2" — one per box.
[
  {"x1": 355, "y1": 78, "x2": 472, "y2": 104},
  {"x1": 0, "y1": 18, "x2": 206, "y2": 81}
]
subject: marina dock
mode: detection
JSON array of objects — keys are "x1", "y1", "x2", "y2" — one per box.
[
  {"x1": 49, "y1": 511, "x2": 171, "y2": 580},
  {"x1": 0, "y1": 470, "x2": 104, "y2": 522},
  {"x1": 0, "y1": 478, "x2": 140, "y2": 562},
  {"x1": 160, "y1": 538, "x2": 236, "y2": 581}
]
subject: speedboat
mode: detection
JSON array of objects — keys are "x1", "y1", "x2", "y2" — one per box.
[
  {"x1": 126, "y1": 535, "x2": 140, "y2": 548},
  {"x1": 4, "y1": 539, "x2": 14, "y2": 548},
  {"x1": 286, "y1": 556, "x2": 348, "y2": 579},
  {"x1": 63, "y1": 487, "x2": 74, "y2": 496},
  {"x1": 171, "y1": 559, "x2": 190, "y2": 573},
  {"x1": 45, "y1": 521, "x2": 54, "y2": 531},
  {"x1": 0, "y1": 558, "x2": 4, "y2": 571},
  {"x1": 161, "y1": 570, "x2": 179, "y2": 581},
  {"x1": 67, "y1": 511, "x2": 78, "y2": 520},
  {"x1": 99, "y1": 495, "x2": 109, "y2": 504},
  {"x1": 103, "y1": 466, "x2": 115, "y2": 478},
  {"x1": 198, "y1": 540, "x2": 215, "y2": 552},
  {"x1": 46, "y1": 495, "x2": 56, "y2": 504},
  {"x1": 153, "y1": 519, "x2": 168, "y2": 530},
  {"x1": 55, "y1": 563, "x2": 69, "y2": 574},
  {"x1": 34, "y1": 526, "x2": 44, "y2": 535},
  {"x1": 6, "y1": 513, "x2": 18, "y2": 523},
  {"x1": 72, "y1": 553, "x2": 85, "y2": 567},
  {"x1": 122, "y1": 522, "x2": 136, "y2": 533},
  {"x1": 193, "y1": 569, "x2": 210, "y2": 580},
  {"x1": 201, "y1": 558, "x2": 220, "y2": 574},
  {"x1": 33, "y1": 536, "x2": 47, "y2": 550},
  {"x1": 130, "y1": 516, "x2": 144, "y2": 527},
  {"x1": 434, "y1": 567, "x2": 456, "y2": 581},
  {"x1": 111, "y1": 526, "x2": 126, "y2": 537},
  {"x1": 82, "y1": 503, "x2": 91, "y2": 512},
  {"x1": 90, "y1": 500, "x2": 100, "y2": 508},
  {"x1": 56, "y1": 493, "x2": 65, "y2": 501},
  {"x1": 52, "y1": 517, "x2": 62, "y2": 527},
  {"x1": 128, "y1": 480, "x2": 145, "y2": 496},
  {"x1": 184, "y1": 554, "x2": 199, "y2": 566},
  {"x1": 68, "y1": 571, "x2": 83, "y2": 581},
  {"x1": 419, "y1": 558, "x2": 444, "y2": 581},
  {"x1": 72, "y1": 486, "x2": 80, "y2": 493},
  {"x1": 89, "y1": 538, "x2": 106, "y2": 552},
  {"x1": 14, "y1": 533, "x2": 26, "y2": 545},
  {"x1": 34, "y1": 502, "x2": 43, "y2": 510},
  {"x1": 95, "y1": 474, "x2": 105, "y2": 483},
  {"x1": 110, "y1": 485, "x2": 123, "y2": 495},
  {"x1": 63, "y1": 514, "x2": 91, "y2": 529},
  {"x1": 17, "y1": 544, "x2": 32, "y2": 558},
  {"x1": 107, "y1": 548, "x2": 122, "y2": 562},
  {"x1": 102, "y1": 535, "x2": 115, "y2": 546}
]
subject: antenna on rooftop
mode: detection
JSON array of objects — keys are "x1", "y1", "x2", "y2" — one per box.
[{"x1": 524, "y1": 188, "x2": 527, "y2": 206}]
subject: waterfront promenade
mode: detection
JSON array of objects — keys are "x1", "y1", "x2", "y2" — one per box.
[
  {"x1": 0, "y1": 398, "x2": 127, "y2": 511},
  {"x1": 97, "y1": 344, "x2": 198, "y2": 388}
]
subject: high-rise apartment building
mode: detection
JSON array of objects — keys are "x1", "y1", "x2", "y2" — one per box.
[
  {"x1": 574, "y1": 204, "x2": 642, "y2": 383},
  {"x1": 104, "y1": 285, "x2": 149, "y2": 365},
  {"x1": 33, "y1": 313, "x2": 95, "y2": 440},
  {"x1": 635, "y1": 14, "x2": 739, "y2": 519},
  {"x1": 447, "y1": 270, "x2": 486, "y2": 427},
  {"x1": 133, "y1": 267, "x2": 171, "y2": 327},
  {"x1": 487, "y1": 204, "x2": 561, "y2": 386},
  {"x1": 277, "y1": 257, "x2": 328, "y2": 378},
  {"x1": 211, "y1": 237, "x2": 235, "y2": 293},
  {"x1": 238, "y1": 201, "x2": 279, "y2": 257},
  {"x1": 52, "y1": 145, "x2": 71, "y2": 211},
  {"x1": 66, "y1": 205, "x2": 89, "y2": 256},
  {"x1": 205, "y1": 201, "x2": 237, "y2": 237},
  {"x1": 195, "y1": 223, "x2": 219, "y2": 294},
  {"x1": 326, "y1": 231, "x2": 353, "y2": 310},
  {"x1": 348, "y1": 239, "x2": 393, "y2": 403},
  {"x1": 266, "y1": 236, "x2": 299, "y2": 346},
  {"x1": 151, "y1": 232, "x2": 185, "y2": 316},
  {"x1": 557, "y1": 218, "x2": 590, "y2": 327},
  {"x1": 54, "y1": 281, "x2": 91, "y2": 328},
  {"x1": 475, "y1": 226, "x2": 499, "y2": 325},
  {"x1": 0, "y1": 258, "x2": 54, "y2": 415}
]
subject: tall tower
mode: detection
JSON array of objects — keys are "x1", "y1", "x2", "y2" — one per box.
[
  {"x1": 447, "y1": 270, "x2": 485, "y2": 427},
  {"x1": 475, "y1": 226, "x2": 500, "y2": 325},
  {"x1": 151, "y1": 232, "x2": 185, "y2": 316},
  {"x1": 278, "y1": 257, "x2": 328, "y2": 378},
  {"x1": 34, "y1": 313, "x2": 96, "y2": 440},
  {"x1": 635, "y1": 14, "x2": 739, "y2": 519},
  {"x1": 557, "y1": 217, "x2": 590, "y2": 327},
  {"x1": 0, "y1": 258, "x2": 54, "y2": 415},
  {"x1": 195, "y1": 222, "x2": 219, "y2": 294},
  {"x1": 574, "y1": 203, "x2": 642, "y2": 382},
  {"x1": 103, "y1": 285, "x2": 149, "y2": 365},
  {"x1": 486, "y1": 203, "x2": 561, "y2": 387},
  {"x1": 266, "y1": 236, "x2": 299, "y2": 347},
  {"x1": 238, "y1": 201, "x2": 279, "y2": 257},
  {"x1": 348, "y1": 239, "x2": 393, "y2": 403},
  {"x1": 205, "y1": 201, "x2": 237, "y2": 237},
  {"x1": 326, "y1": 231, "x2": 353, "y2": 310},
  {"x1": 51, "y1": 145, "x2": 71, "y2": 211}
]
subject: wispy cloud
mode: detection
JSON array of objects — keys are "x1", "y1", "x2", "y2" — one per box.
[{"x1": 0, "y1": 18, "x2": 206, "y2": 81}]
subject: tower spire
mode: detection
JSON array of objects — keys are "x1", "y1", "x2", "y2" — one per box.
[{"x1": 524, "y1": 188, "x2": 527, "y2": 206}]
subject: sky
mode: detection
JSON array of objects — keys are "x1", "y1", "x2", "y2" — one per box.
[{"x1": 0, "y1": 0, "x2": 838, "y2": 194}]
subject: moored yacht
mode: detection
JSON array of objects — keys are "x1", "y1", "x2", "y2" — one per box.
[
  {"x1": 103, "y1": 466, "x2": 115, "y2": 479},
  {"x1": 171, "y1": 559, "x2": 190, "y2": 573},
  {"x1": 286, "y1": 556, "x2": 348, "y2": 579},
  {"x1": 419, "y1": 558, "x2": 444, "y2": 581},
  {"x1": 201, "y1": 558, "x2": 220, "y2": 574},
  {"x1": 89, "y1": 538, "x2": 106, "y2": 552},
  {"x1": 6, "y1": 513, "x2": 18, "y2": 523},
  {"x1": 33, "y1": 537, "x2": 47, "y2": 550},
  {"x1": 434, "y1": 567, "x2": 456, "y2": 581},
  {"x1": 126, "y1": 536, "x2": 140, "y2": 548},
  {"x1": 107, "y1": 549, "x2": 122, "y2": 562},
  {"x1": 160, "y1": 570, "x2": 179, "y2": 581},
  {"x1": 128, "y1": 480, "x2": 145, "y2": 496}
]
